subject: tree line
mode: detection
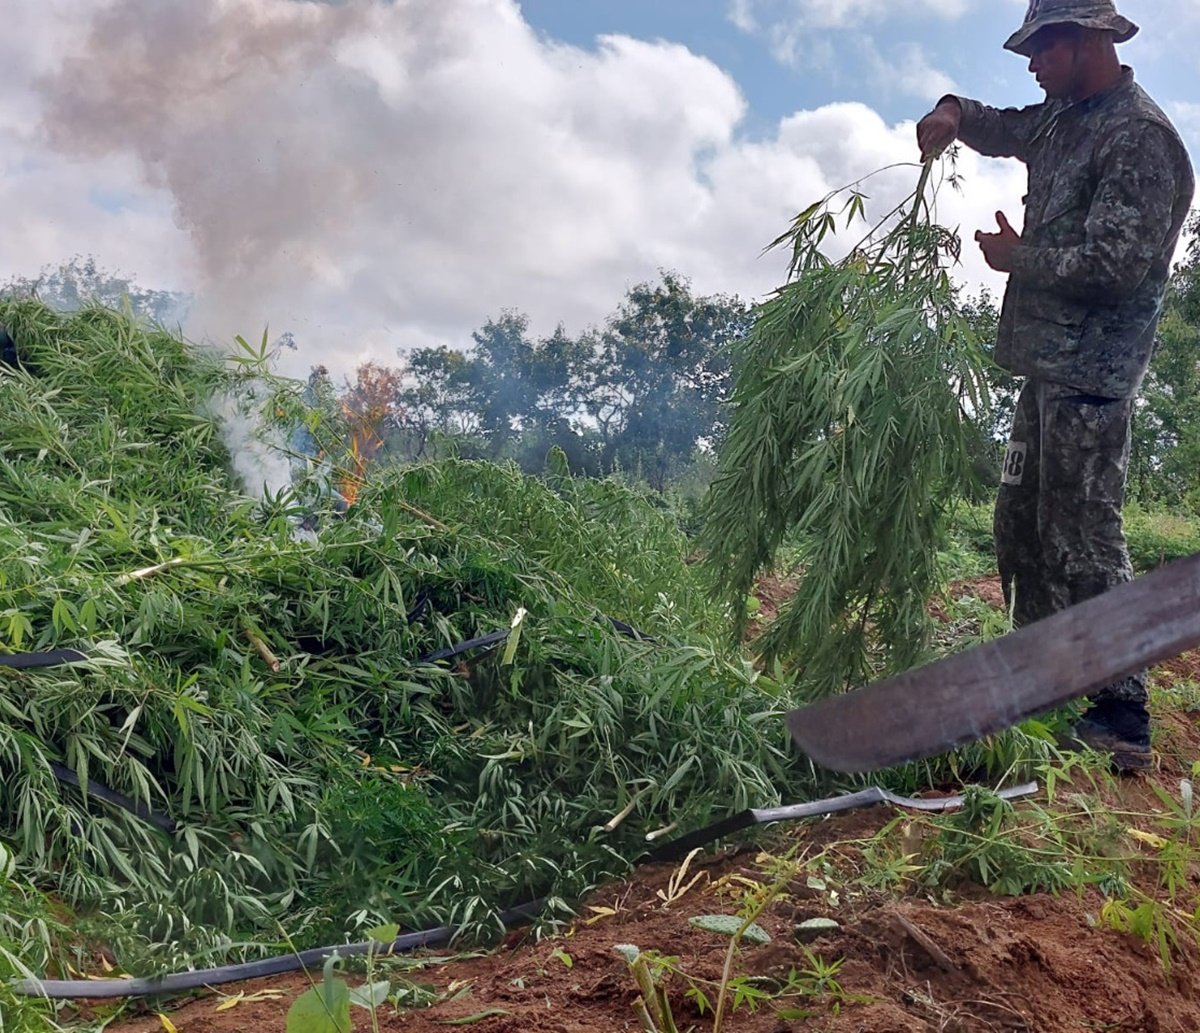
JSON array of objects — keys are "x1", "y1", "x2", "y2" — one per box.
[
  {"x1": 6, "y1": 241, "x2": 1200, "y2": 509},
  {"x1": 339, "y1": 271, "x2": 751, "y2": 490}
]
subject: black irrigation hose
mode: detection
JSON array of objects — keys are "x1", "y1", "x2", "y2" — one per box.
[
  {"x1": 404, "y1": 590, "x2": 432, "y2": 625},
  {"x1": 412, "y1": 613, "x2": 656, "y2": 665},
  {"x1": 415, "y1": 630, "x2": 511, "y2": 665},
  {"x1": 0, "y1": 323, "x2": 19, "y2": 368},
  {"x1": 11, "y1": 899, "x2": 548, "y2": 1001},
  {"x1": 2, "y1": 652, "x2": 176, "y2": 833},
  {"x1": 11, "y1": 781, "x2": 1040, "y2": 1000},
  {"x1": 606, "y1": 615, "x2": 659, "y2": 645},
  {"x1": 0, "y1": 649, "x2": 87, "y2": 670},
  {"x1": 46, "y1": 762, "x2": 177, "y2": 835}
]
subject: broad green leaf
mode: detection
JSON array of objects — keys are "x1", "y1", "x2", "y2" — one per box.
[
  {"x1": 286, "y1": 981, "x2": 351, "y2": 1033},
  {"x1": 349, "y1": 980, "x2": 391, "y2": 1009},
  {"x1": 794, "y1": 918, "x2": 840, "y2": 942},
  {"x1": 688, "y1": 915, "x2": 771, "y2": 944},
  {"x1": 367, "y1": 923, "x2": 401, "y2": 945}
]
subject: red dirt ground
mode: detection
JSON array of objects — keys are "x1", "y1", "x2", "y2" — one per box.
[
  {"x1": 91, "y1": 577, "x2": 1200, "y2": 1033},
  {"x1": 99, "y1": 869, "x2": 1200, "y2": 1033},
  {"x1": 945, "y1": 574, "x2": 1008, "y2": 612},
  {"x1": 97, "y1": 779, "x2": 1200, "y2": 1033},
  {"x1": 745, "y1": 574, "x2": 799, "y2": 641}
]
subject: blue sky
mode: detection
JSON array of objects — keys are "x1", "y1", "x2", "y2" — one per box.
[
  {"x1": 518, "y1": 1, "x2": 1196, "y2": 149},
  {"x1": 0, "y1": 0, "x2": 1194, "y2": 376}
]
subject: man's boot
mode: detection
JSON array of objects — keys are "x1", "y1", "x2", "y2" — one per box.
[{"x1": 1067, "y1": 699, "x2": 1152, "y2": 773}]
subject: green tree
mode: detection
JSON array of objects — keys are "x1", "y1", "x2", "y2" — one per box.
[
  {"x1": 389, "y1": 274, "x2": 750, "y2": 486},
  {"x1": 465, "y1": 312, "x2": 541, "y2": 452},
  {"x1": 587, "y1": 272, "x2": 752, "y2": 490},
  {"x1": 1129, "y1": 219, "x2": 1200, "y2": 508},
  {"x1": 1, "y1": 255, "x2": 188, "y2": 325},
  {"x1": 396, "y1": 345, "x2": 485, "y2": 459},
  {"x1": 957, "y1": 289, "x2": 1018, "y2": 497}
]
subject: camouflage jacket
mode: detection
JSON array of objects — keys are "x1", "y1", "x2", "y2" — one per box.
[{"x1": 950, "y1": 69, "x2": 1195, "y2": 398}]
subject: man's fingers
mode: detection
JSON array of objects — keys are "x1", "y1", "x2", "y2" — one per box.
[
  {"x1": 916, "y1": 125, "x2": 934, "y2": 158},
  {"x1": 916, "y1": 114, "x2": 954, "y2": 160},
  {"x1": 996, "y1": 211, "x2": 1015, "y2": 234}
]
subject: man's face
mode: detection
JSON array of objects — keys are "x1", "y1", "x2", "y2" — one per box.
[{"x1": 1026, "y1": 24, "x2": 1083, "y2": 99}]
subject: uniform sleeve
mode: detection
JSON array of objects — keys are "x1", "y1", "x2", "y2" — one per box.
[
  {"x1": 945, "y1": 94, "x2": 1047, "y2": 161},
  {"x1": 1008, "y1": 122, "x2": 1183, "y2": 303}
]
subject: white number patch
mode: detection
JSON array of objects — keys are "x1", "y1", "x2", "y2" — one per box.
[{"x1": 1001, "y1": 442, "x2": 1028, "y2": 486}]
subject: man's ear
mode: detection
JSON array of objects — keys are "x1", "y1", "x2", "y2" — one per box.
[{"x1": 1082, "y1": 26, "x2": 1116, "y2": 55}]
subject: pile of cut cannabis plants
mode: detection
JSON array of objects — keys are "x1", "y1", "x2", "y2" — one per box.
[{"x1": 0, "y1": 299, "x2": 799, "y2": 1006}]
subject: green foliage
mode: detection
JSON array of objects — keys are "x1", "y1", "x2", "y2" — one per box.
[
  {"x1": 617, "y1": 946, "x2": 684, "y2": 1033},
  {"x1": 1099, "y1": 897, "x2": 1180, "y2": 974},
  {"x1": 0, "y1": 844, "x2": 61, "y2": 1033},
  {"x1": 1098, "y1": 777, "x2": 1200, "y2": 975},
  {"x1": 701, "y1": 162, "x2": 991, "y2": 693},
  {"x1": 1, "y1": 255, "x2": 189, "y2": 327},
  {"x1": 1122, "y1": 504, "x2": 1200, "y2": 572},
  {"x1": 923, "y1": 787, "x2": 1076, "y2": 896},
  {"x1": 390, "y1": 459, "x2": 724, "y2": 636},
  {"x1": 1130, "y1": 215, "x2": 1200, "y2": 509},
  {"x1": 941, "y1": 497, "x2": 1200, "y2": 605},
  {"x1": 0, "y1": 299, "x2": 800, "y2": 987},
  {"x1": 619, "y1": 847, "x2": 868, "y2": 1032}
]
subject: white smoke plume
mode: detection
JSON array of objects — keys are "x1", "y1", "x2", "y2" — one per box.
[
  {"x1": 208, "y1": 392, "x2": 296, "y2": 500},
  {"x1": 32, "y1": 0, "x2": 1023, "y2": 379}
]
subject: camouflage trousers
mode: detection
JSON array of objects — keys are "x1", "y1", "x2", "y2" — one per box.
[{"x1": 993, "y1": 379, "x2": 1147, "y2": 709}]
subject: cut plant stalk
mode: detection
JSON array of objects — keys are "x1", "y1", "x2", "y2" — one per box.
[
  {"x1": 245, "y1": 628, "x2": 281, "y2": 673},
  {"x1": 114, "y1": 557, "x2": 201, "y2": 585}
]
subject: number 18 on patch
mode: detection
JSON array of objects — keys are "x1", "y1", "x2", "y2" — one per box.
[{"x1": 1001, "y1": 442, "x2": 1028, "y2": 486}]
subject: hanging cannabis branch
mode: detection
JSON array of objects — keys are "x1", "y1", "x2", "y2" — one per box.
[{"x1": 701, "y1": 158, "x2": 991, "y2": 696}]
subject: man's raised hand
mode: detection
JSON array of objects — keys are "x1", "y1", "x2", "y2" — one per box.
[{"x1": 916, "y1": 99, "x2": 962, "y2": 161}]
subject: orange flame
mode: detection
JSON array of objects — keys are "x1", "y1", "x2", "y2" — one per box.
[
  {"x1": 338, "y1": 404, "x2": 385, "y2": 507},
  {"x1": 336, "y1": 362, "x2": 404, "y2": 507}
]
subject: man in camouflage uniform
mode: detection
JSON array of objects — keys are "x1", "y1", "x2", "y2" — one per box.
[{"x1": 917, "y1": 0, "x2": 1195, "y2": 771}]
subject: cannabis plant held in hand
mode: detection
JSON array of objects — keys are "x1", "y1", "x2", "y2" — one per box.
[{"x1": 702, "y1": 159, "x2": 991, "y2": 696}]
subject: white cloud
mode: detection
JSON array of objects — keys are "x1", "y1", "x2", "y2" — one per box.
[
  {"x1": 730, "y1": 0, "x2": 962, "y2": 105},
  {"x1": 727, "y1": 0, "x2": 758, "y2": 33},
  {"x1": 0, "y1": 0, "x2": 1022, "y2": 382},
  {"x1": 888, "y1": 43, "x2": 959, "y2": 101},
  {"x1": 1170, "y1": 102, "x2": 1200, "y2": 150},
  {"x1": 731, "y1": 0, "x2": 970, "y2": 33}
]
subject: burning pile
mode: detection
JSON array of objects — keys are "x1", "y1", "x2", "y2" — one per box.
[{"x1": 0, "y1": 299, "x2": 796, "y2": 991}]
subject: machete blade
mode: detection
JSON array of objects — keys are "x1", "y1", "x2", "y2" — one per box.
[{"x1": 787, "y1": 552, "x2": 1200, "y2": 773}]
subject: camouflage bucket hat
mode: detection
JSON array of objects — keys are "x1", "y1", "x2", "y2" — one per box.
[{"x1": 1005, "y1": 0, "x2": 1139, "y2": 56}]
